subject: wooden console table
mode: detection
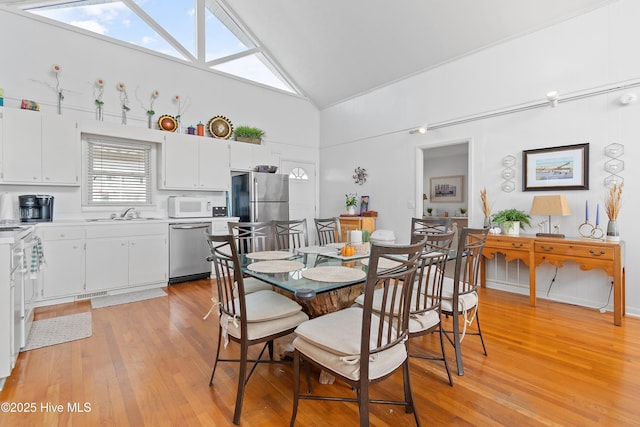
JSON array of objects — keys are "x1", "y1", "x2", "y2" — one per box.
[
  {"x1": 480, "y1": 234, "x2": 625, "y2": 326},
  {"x1": 339, "y1": 215, "x2": 376, "y2": 243}
]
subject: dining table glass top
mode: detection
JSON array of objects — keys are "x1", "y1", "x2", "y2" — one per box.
[{"x1": 239, "y1": 249, "x2": 369, "y2": 299}]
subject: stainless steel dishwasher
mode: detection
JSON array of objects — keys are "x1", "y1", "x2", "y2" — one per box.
[{"x1": 169, "y1": 222, "x2": 211, "y2": 283}]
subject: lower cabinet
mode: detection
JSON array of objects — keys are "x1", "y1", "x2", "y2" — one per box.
[
  {"x1": 85, "y1": 224, "x2": 168, "y2": 292},
  {"x1": 339, "y1": 216, "x2": 376, "y2": 243},
  {"x1": 41, "y1": 227, "x2": 85, "y2": 299}
]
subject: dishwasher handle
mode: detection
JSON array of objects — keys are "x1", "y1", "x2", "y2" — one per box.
[{"x1": 170, "y1": 224, "x2": 210, "y2": 230}]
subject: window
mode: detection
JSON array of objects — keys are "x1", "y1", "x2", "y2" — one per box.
[
  {"x1": 86, "y1": 137, "x2": 152, "y2": 205},
  {"x1": 289, "y1": 167, "x2": 308, "y2": 180}
]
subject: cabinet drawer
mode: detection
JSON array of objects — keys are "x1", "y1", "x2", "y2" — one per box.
[
  {"x1": 86, "y1": 223, "x2": 167, "y2": 238},
  {"x1": 42, "y1": 227, "x2": 85, "y2": 241},
  {"x1": 534, "y1": 242, "x2": 614, "y2": 260},
  {"x1": 486, "y1": 237, "x2": 531, "y2": 251}
]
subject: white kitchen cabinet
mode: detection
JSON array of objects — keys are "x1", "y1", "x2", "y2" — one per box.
[
  {"x1": 0, "y1": 108, "x2": 79, "y2": 185},
  {"x1": 40, "y1": 227, "x2": 85, "y2": 299},
  {"x1": 229, "y1": 140, "x2": 280, "y2": 171},
  {"x1": 85, "y1": 223, "x2": 168, "y2": 292},
  {"x1": 160, "y1": 132, "x2": 230, "y2": 191}
]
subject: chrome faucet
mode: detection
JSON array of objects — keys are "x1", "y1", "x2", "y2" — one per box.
[{"x1": 120, "y1": 207, "x2": 136, "y2": 218}]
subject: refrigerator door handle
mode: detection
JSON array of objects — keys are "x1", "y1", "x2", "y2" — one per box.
[{"x1": 252, "y1": 176, "x2": 259, "y2": 221}]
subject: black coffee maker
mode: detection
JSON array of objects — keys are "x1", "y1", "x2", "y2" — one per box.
[{"x1": 19, "y1": 195, "x2": 54, "y2": 223}]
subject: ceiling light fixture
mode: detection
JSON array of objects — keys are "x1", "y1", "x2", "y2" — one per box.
[
  {"x1": 546, "y1": 90, "x2": 559, "y2": 107},
  {"x1": 409, "y1": 127, "x2": 427, "y2": 135}
]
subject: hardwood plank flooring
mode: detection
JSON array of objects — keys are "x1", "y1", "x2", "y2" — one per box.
[{"x1": 1, "y1": 280, "x2": 639, "y2": 426}]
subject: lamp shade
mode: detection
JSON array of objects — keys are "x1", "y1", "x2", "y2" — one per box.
[{"x1": 530, "y1": 195, "x2": 571, "y2": 216}]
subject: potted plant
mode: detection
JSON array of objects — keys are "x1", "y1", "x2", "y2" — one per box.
[
  {"x1": 345, "y1": 193, "x2": 358, "y2": 215},
  {"x1": 426, "y1": 207, "x2": 433, "y2": 216},
  {"x1": 492, "y1": 209, "x2": 531, "y2": 236},
  {"x1": 234, "y1": 125, "x2": 265, "y2": 144}
]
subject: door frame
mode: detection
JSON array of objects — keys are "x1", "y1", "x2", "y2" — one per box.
[{"x1": 414, "y1": 137, "x2": 474, "y2": 219}]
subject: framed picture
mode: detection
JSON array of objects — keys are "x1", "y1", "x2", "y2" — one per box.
[
  {"x1": 360, "y1": 195, "x2": 369, "y2": 215},
  {"x1": 523, "y1": 143, "x2": 589, "y2": 191},
  {"x1": 430, "y1": 175, "x2": 463, "y2": 202}
]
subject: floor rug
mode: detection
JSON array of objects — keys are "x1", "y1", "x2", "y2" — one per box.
[
  {"x1": 23, "y1": 312, "x2": 92, "y2": 351},
  {"x1": 90, "y1": 288, "x2": 167, "y2": 309}
]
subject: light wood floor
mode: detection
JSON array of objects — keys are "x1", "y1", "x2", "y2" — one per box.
[{"x1": 1, "y1": 280, "x2": 639, "y2": 426}]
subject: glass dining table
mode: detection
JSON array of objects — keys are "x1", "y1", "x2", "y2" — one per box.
[{"x1": 238, "y1": 248, "x2": 370, "y2": 317}]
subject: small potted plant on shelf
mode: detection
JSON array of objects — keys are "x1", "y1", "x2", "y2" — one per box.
[
  {"x1": 492, "y1": 208, "x2": 531, "y2": 236},
  {"x1": 345, "y1": 193, "x2": 358, "y2": 215},
  {"x1": 234, "y1": 125, "x2": 265, "y2": 144}
]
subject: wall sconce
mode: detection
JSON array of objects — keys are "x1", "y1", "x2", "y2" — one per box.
[
  {"x1": 546, "y1": 90, "x2": 559, "y2": 108},
  {"x1": 604, "y1": 143, "x2": 624, "y2": 187},
  {"x1": 409, "y1": 127, "x2": 426, "y2": 134}
]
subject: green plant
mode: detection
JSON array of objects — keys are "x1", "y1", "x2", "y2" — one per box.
[
  {"x1": 492, "y1": 209, "x2": 532, "y2": 228},
  {"x1": 345, "y1": 193, "x2": 358, "y2": 208},
  {"x1": 234, "y1": 125, "x2": 265, "y2": 139},
  {"x1": 460, "y1": 207, "x2": 467, "y2": 215}
]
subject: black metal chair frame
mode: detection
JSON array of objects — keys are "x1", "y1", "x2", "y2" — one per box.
[
  {"x1": 273, "y1": 218, "x2": 309, "y2": 250},
  {"x1": 314, "y1": 217, "x2": 342, "y2": 246}
]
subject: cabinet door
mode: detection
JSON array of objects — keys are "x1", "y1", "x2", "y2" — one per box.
[
  {"x1": 199, "y1": 140, "x2": 230, "y2": 190},
  {"x1": 42, "y1": 114, "x2": 79, "y2": 185},
  {"x1": 229, "y1": 141, "x2": 254, "y2": 170},
  {"x1": 162, "y1": 134, "x2": 199, "y2": 189},
  {"x1": 1, "y1": 108, "x2": 42, "y2": 183},
  {"x1": 340, "y1": 218, "x2": 361, "y2": 242},
  {"x1": 42, "y1": 239, "x2": 85, "y2": 298},
  {"x1": 128, "y1": 235, "x2": 167, "y2": 285},
  {"x1": 85, "y1": 238, "x2": 129, "y2": 291}
]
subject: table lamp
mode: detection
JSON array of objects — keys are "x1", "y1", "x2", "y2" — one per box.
[{"x1": 529, "y1": 195, "x2": 571, "y2": 238}]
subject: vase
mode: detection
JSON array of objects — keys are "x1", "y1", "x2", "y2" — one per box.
[
  {"x1": 483, "y1": 217, "x2": 492, "y2": 229},
  {"x1": 501, "y1": 221, "x2": 520, "y2": 236},
  {"x1": 347, "y1": 206, "x2": 356, "y2": 215},
  {"x1": 606, "y1": 220, "x2": 620, "y2": 242}
]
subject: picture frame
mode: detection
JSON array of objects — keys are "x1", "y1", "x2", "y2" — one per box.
[
  {"x1": 523, "y1": 143, "x2": 589, "y2": 191},
  {"x1": 360, "y1": 195, "x2": 369, "y2": 215},
  {"x1": 430, "y1": 175, "x2": 463, "y2": 202}
]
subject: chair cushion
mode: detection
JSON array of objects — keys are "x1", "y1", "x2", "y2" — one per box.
[
  {"x1": 440, "y1": 277, "x2": 478, "y2": 313},
  {"x1": 234, "y1": 277, "x2": 273, "y2": 297},
  {"x1": 293, "y1": 334, "x2": 407, "y2": 381},
  {"x1": 227, "y1": 310, "x2": 308, "y2": 341},
  {"x1": 233, "y1": 290, "x2": 303, "y2": 322}
]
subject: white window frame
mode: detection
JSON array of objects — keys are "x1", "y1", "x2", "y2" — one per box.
[{"x1": 82, "y1": 135, "x2": 155, "y2": 208}]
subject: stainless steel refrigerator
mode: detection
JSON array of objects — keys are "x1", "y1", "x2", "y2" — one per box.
[{"x1": 231, "y1": 172, "x2": 289, "y2": 222}]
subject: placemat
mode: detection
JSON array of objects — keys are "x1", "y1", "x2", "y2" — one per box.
[
  {"x1": 301, "y1": 266, "x2": 366, "y2": 283},
  {"x1": 361, "y1": 257, "x2": 403, "y2": 270},
  {"x1": 246, "y1": 251, "x2": 293, "y2": 260},
  {"x1": 247, "y1": 260, "x2": 304, "y2": 273},
  {"x1": 295, "y1": 245, "x2": 337, "y2": 254}
]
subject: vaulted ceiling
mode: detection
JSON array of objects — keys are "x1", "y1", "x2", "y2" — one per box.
[
  {"x1": 1, "y1": 0, "x2": 615, "y2": 109},
  {"x1": 227, "y1": 0, "x2": 614, "y2": 108}
]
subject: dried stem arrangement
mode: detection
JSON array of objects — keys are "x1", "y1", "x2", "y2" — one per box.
[
  {"x1": 480, "y1": 188, "x2": 491, "y2": 218},
  {"x1": 605, "y1": 183, "x2": 623, "y2": 220}
]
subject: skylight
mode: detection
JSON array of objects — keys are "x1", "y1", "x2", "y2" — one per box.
[{"x1": 19, "y1": 0, "x2": 296, "y2": 94}]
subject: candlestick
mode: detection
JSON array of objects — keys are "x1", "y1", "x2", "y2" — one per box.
[
  {"x1": 596, "y1": 204, "x2": 599, "y2": 226},
  {"x1": 585, "y1": 200, "x2": 589, "y2": 222}
]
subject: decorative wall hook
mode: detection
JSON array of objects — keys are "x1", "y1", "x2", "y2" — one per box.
[{"x1": 353, "y1": 166, "x2": 367, "y2": 185}]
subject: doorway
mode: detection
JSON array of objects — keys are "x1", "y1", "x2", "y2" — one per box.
[
  {"x1": 280, "y1": 160, "x2": 318, "y2": 244},
  {"x1": 415, "y1": 139, "x2": 472, "y2": 219}
]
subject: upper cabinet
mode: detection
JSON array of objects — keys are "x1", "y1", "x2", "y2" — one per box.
[
  {"x1": 230, "y1": 141, "x2": 280, "y2": 171},
  {"x1": 160, "y1": 132, "x2": 230, "y2": 191},
  {"x1": 0, "y1": 108, "x2": 80, "y2": 186}
]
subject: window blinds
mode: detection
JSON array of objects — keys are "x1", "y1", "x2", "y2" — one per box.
[{"x1": 86, "y1": 137, "x2": 152, "y2": 205}]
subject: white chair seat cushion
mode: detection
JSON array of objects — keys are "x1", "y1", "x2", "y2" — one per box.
[
  {"x1": 354, "y1": 288, "x2": 440, "y2": 333},
  {"x1": 230, "y1": 290, "x2": 303, "y2": 322},
  {"x1": 293, "y1": 307, "x2": 406, "y2": 381},
  {"x1": 440, "y1": 277, "x2": 478, "y2": 313},
  {"x1": 240, "y1": 277, "x2": 273, "y2": 295},
  {"x1": 227, "y1": 310, "x2": 309, "y2": 341}
]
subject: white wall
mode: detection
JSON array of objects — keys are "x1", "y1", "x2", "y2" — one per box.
[
  {"x1": 319, "y1": 0, "x2": 640, "y2": 317},
  {"x1": 0, "y1": 8, "x2": 319, "y2": 218}
]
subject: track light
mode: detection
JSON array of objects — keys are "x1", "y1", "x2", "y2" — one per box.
[
  {"x1": 409, "y1": 127, "x2": 427, "y2": 134},
  {"x1": 546, "y1": 90, "x2": 559, "y2": 107}
]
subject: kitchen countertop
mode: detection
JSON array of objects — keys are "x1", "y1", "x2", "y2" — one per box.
[{"x1": 35, "y1": 217, "x2": 235, "y2": 227}]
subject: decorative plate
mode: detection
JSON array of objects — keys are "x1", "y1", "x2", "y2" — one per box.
[
  {"x1": 208, "y1": 115, "x2": 233, "y2": 139},
  {"x1": 158, "y1": 115, "x2": 177, "y2": 132}
]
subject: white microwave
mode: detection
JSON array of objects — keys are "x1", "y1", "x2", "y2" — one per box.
[{"x1": 168, "y1": 196, "x2": 215, "y2": 218}]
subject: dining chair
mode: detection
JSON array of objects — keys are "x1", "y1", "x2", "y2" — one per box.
[
  {"x1": 441, "y1": 227, "x2": 490, "y2": 376},
  {"x1": 207, "y1": 234, "x2": 309, "y2": 425},
  {"x1": 407, "y1": 230, "x2": 456, "y2": 386},
  {"x1": 273, "y1": 218, "x2": 309, "y2": 250},
  {"x1": 411, "y1": 217, "x2": 451, "y2": 238},
  {"x1": 226, "y1": 221, "x2": 275, "y2": 295},
  {"x1": 290, "y1": 239, "x2": 427, "y2": 427},
  {"x1": 314, "y1": 217, "x2": 342, "y2": 245}
]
